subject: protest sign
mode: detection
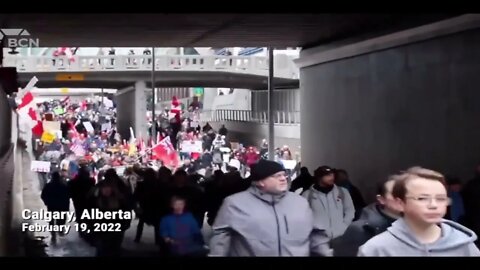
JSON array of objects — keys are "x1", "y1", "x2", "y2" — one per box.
[
  {"x1": 83, "y1": 122, "x2": 95, "y2": 133},
  {"x1": 282, "y1": 160, "x2": 297, "y2": 170},
  {"x1": 181, "y1": 141, "x2": 202, "y2": 153},
  {"x1": 31, "y1": 160, "x2": 51, "y2": 173},
  {"x1": 43, "y1": 121, "x2": 61, "y2": 133},
  {"x1": 41, "y1": 131, "x2": 56, "y2": 143},
  {"x1": 53, "y1": 107, "x2": 65, "y2": 115}
]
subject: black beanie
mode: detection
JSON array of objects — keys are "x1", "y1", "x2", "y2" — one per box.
[
  {"x1": 251, "y1": 159, "x2": 285, "y2": 181},
  {"x1": 314, "y1": 166, "x2": 335, "y2": 178}
]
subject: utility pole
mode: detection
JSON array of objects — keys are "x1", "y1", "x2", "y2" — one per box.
[
  {"x1": 267, "y1": 47, "x2": 275, "y2": 161},
  {"x1": 151, "y1": 47, "x2": 156, "y2": 142}
]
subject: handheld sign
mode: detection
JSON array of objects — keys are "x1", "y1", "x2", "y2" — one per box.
[
  {"x1": 31, "y1": 160, "x2": 51, "y2": 173},
  {"x1": 41, "y1": 132, "x2": 56, "y2": 144}
]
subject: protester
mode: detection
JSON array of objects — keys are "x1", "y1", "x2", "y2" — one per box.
[
  {"x1": 303, "y1": 166, "x2": 355, "y2": 240},
  {"x1": 332, "y1": 173, "x2": 402, "y2": 256},
  {"x1": 209, "y1": 159, "x2": 331, "y2": 256}
]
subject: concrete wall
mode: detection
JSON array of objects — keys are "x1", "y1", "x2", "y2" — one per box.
[
  {"x1": 134, "y1": 81, "x2": 148, "y2": 140},
  {"x1": 116, "y1": 82, "x2": 148, "y2": 142},
  {"x1": 208, "y1": 121, "x2": 300, "y2": 151},
  {"x1": 251, "y1": 89, "x2": 300, "y2": 113},
  {"x1": 202, "y1": 88, "x2": 218, "y2": 111},
  {"x1": 211, "y1": 89, "x2": 251, "y2": 111},
  {"x1": 0, "y1": 87, "x2": 12, "y2": 157},
  {"x1": 300, "y1": 28, "x2": 480, "y2": 202}
]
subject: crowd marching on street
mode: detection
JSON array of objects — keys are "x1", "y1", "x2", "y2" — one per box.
[{"x1": 11, "y1": 80, "x2": 480, "y2": 257}]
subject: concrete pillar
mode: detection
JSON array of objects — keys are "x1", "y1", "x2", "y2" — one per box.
[
  {"x1": 0, "y1": 86, "x2": 11, "y2": 157},
  {"x1": 115, "y1": 81, "x2": 148, "y2": 142},
  {"x1": 134, "y1": 81, "x2": 148, "y2": 142},
  {"x1": 202, "y1": 88, "x2": 218, "y2": 111}
]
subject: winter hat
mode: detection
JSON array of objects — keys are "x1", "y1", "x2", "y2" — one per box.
[
  {"x1": 314, "y1": 166, "x2": 335, "y2": 179},
  {"x1": 250, "y1": 159, "x2": 285, "y2": 181}
]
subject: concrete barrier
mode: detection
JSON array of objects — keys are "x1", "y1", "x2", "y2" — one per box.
[{"x1": 0, "y1": 94, "x2": 17, "y2": 256}]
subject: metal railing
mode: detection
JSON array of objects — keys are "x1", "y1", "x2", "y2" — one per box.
[
  {"x1": 199, "y1": 109, "x2": 300, "y2": 125},
  {"x1": 3, "y1": 54, "x2": 298, "y2": 79}
]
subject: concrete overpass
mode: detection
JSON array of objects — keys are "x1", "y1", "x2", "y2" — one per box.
[{"x1": 3, "y1": 54, "x2": 299, "y2": 89}]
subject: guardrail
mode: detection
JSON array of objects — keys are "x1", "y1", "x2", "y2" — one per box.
[
  {"x1": 199, "y1": 109, "x2": 300, "y2": 125},
  {"x1": 3, "y1": 54, "x2": 298, "y2": 79}
]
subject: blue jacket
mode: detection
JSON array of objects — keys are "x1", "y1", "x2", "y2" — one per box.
[{"x1": 160, "y1": 212, "x2": 204, "y2": 255}]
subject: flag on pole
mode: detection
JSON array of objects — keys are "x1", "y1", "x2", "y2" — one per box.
[
  {"x1": 151, "y1": 136, "x2": 179, "y2": 168},
  {"x1": 17, "y1": 76, "x2": 38, "y2": 98},
  {"x1": 16, "y1": 91, "x2": 43, "y2": 136}
]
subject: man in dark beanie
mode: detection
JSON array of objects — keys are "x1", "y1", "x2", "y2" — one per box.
[{"x1": 209, "y1": 159, "x2": 331, "y2": 256}]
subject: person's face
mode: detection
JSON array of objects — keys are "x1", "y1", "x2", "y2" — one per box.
[
  {"x1": 259, "y1": 171, "x2": 288, "y2": 194},
  {"x1": 318, "y1": 173, "x2": 335, "y2": 186},
  {"x1": 398, "y1": 178, "x2": 449, "y2": 225},
  {"x1": 172, "y1": 199, "x2": 186, "y2": 214}
]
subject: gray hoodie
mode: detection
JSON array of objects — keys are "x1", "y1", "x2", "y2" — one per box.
[
  {"x1": 302, "y1": 184, "x2": 355, "y2": 239},
  {"x1": 358, "y1": 218, "x2": 480, "y2": 256},
  {"x1": 209, "y1": 186, "x2": 331, "y2": 256}
]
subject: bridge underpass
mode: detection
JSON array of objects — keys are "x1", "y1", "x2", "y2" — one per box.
[
  {"x1": 4, "y1": 53, "x2": 299, "y2": 142},
  {"x1": 2, "y1": 13, "x2": 480, "y2": 257}
]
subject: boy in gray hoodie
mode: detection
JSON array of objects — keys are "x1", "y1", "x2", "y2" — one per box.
[{"x1": 358, "y1": 167, "x2": 480, "y2": 256}]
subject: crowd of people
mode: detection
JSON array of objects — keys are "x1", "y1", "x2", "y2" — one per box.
[
  {"x1": 20, "y1": 93, "x2": 298, "y2": 256},
  {"x1": 13, "y1": 90, "x2": 480, "y2": 257}
]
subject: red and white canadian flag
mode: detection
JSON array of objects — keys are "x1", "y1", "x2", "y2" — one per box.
[
  {"x1": 16, "y1": 91, "x2": 43, "y2": 136},
  {"x1": 151, "y1": 136, "x2": 179, "y2": 168}
]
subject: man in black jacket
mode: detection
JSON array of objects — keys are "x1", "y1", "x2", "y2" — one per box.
[{"x1": 332, "y1": 173, "x2": 402, "y2": 256}]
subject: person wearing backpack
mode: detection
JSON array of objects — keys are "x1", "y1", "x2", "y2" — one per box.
[{"x1": 303, "y1": 166, "x2": 355, "y2": 240}]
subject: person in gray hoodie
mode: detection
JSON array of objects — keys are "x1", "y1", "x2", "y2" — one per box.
[
  {"x1": 209, "y1": 159, "x2": 331, "y2": 256},
  {"x1": 303, "y1": 166, "x2": 355, "y2": 240},
  {"x1": 358, "y1": 167, "x2": 480, "y2": 256}
]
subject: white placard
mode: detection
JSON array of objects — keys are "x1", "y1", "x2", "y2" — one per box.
[
  {"x1": 103, "y1": 99, "x2": 114, "y2": 108},
  {"x1": 31, "y1": 160, "x2": 51, "y2": 173},
  {"x1": 43, "y1": 121, "x2": 61, "y2": 133},
  {"x1": 55, "y1": 130, "x2": 63, "y2": 140},
  {"x1": 101, "y1": 122, "x2": 111, "y2": 131},
  {"x1": 220, "y1": 147, "x2": 231, "y2": 153},
  {"x1": 83, "y1": 121, "x2": 95, "y2": 133},
  {"x1": 282, "y1": 160, "x2": 297, "y2": 170},
  {"x1": 115, "y1": 166, "x2": 126, "y2": 176},
  {"x1": 181, "y1": 141, "x2": 203, "y2": 153},
  {"x1": 223, "y1": 153, "x2": 231, "y2": 163}
]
